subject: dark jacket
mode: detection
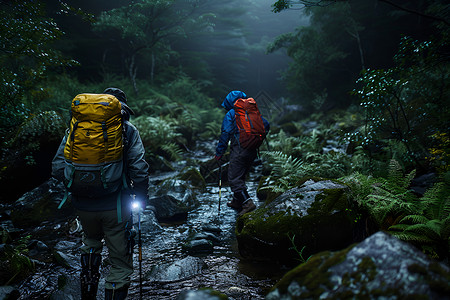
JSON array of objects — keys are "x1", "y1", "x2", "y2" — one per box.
[{"x1": 215, "y1": 91, "x2": 270, "y2": 157}]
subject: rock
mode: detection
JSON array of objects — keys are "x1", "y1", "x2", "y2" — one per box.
[
  {"x1": 189, "y1": 232, "x2": 220, "y2": 246},
  {"x1": 236, "y1": 178, "x2": 358, "y2": 263},
  {"x1": 176, "y1": 288, "x2": 228, "y2": 300},
  {"x1": 27, "y1": 240, "x2": 49, "y2": 257},
  {"x1": 149, "y1": 194, "x2": 189, "y2": 223},
  {"x1": 0, "y1": 286, "x2": 20, "y2": 300},
  {"x1": 53, "y1": 250, "x2": 78, "y2": 269},
  {"x1": 10, "y1": 178, "x2": 75, "y2": 228},
  {"x1": 54, "y1": 241, "x2": 79, "y2": 251},
  {"x1": 177, "y1": 167, "x2": 206, "y2": 191},
  {"x1": 266, "y1": 231, "x2": 450, "y2": 299},
  {"x1": 182, "y1": 239, "x2": 214, "y2": 255},
  {"x1": 49, "y1": 274, "x2": 81, "y2": 300},
  {"x1": 146, "y1": 256, "x2": 206, "y2": 283}
]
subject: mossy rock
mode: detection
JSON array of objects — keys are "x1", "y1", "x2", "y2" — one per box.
[
  {"x1": 178, "y1": 167, "x2": 206, "y2": 191},
  {"x1": 236, "y1": 178, "x2": 358, "y2": 264},
  {"x1": 266, "y1": 231, "x2": 450, "y2": 299},
  {"x1": 10, "y1": 178, "x2": 75, "y2": 229}
]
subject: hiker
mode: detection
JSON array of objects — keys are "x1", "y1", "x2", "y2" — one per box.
[
  {"x1": 52, "y1": 88, "x2": 149, "y2": 300},
  {"x1": 214, "y1": 90, "x2": 270, "y2": 215}
]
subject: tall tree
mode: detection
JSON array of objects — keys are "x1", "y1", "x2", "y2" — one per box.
[{"x1": 92, "y1": 0, "x2": 213, "y2": 95}]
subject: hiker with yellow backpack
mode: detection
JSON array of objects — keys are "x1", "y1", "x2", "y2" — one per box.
[
  {"x1": 52, "y1": 88, "x2": 149, "y2": 300},
  {"x1": 214, "y1": 90, "x2": 270, "y2": 216}
]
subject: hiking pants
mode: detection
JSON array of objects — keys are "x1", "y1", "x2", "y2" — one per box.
[
  {"x1": 228, "y1": 145, "x2": 257, "y2": 194},
  {"x1": 77, "y1": 208, "x2": 133, "y2": 290}
]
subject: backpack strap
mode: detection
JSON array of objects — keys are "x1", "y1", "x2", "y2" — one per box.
[{"x1": 116, "y1": 121, "x2": 130, "y2": 223}]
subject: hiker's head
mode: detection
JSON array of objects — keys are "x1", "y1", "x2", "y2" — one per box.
[
  {"x1": 103, "y1": 87, "x2": 135, "y2": 117},
  {"x1": 222, "y1": 90, "x2": 247, "y2": 111}
]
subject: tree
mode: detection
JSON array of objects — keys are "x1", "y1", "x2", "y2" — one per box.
[
  {"x1": 0, "y1": 0, "x2": 75, "y2": 146},
  {"x1": 92, "y1": 0, "x2": 214, "y2": 95}
]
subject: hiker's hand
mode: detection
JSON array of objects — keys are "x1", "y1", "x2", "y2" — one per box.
[
  {"x1": 132, "y1": 192, "x2": 148, "y2": 212},
  {"x1": 214, "y1": 155, "x2": 222, "y2": 162}
]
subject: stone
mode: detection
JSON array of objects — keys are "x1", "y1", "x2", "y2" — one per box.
[
  {"x1": 266, "y1": 231, "x2": 450, "y2": 299},
  {"x1": 236, "y1": 178, "x2": 358, "y2": 263}
]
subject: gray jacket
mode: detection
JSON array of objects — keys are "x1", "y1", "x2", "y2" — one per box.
[{"x1": 52, "y1": 120, "x2": 149, "y2": 211}]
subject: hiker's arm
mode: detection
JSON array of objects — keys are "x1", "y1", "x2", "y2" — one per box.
[
  {"x1": 125, "y1": 123, "x2": 149, "y2": 203},
  {"x1": 215, "y1": 111, "x2": 234, "y2": 157},
  {"x1": 262, "y1": 117, "x2": 270, "y2": 134},
  {"x1": 51, "y1": 136, "x2": 67, "y2": 182}
]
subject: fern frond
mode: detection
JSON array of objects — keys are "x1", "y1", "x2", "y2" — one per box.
[
  {"x1": 389, "y1": 231, "x2": 434, "y2": 244},
  {"x1": 399, "y1": 215, "x2": 429, "y2": 225},
  {"x1": 404, "y1": 222, "x2": 441, "y2": 240}
]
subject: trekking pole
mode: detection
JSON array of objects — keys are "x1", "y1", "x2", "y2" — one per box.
[
  {"x1": 218, "y1": 162, "x2": 222, "y2": 217},
  {"x1": 132, "y1": 197, "x2": 143, "y2": 300},
  {"x1": 138, "y1": 207, "x2": 142, "y2": 299}
]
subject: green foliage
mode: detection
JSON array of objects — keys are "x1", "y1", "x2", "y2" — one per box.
[
  {"x1": 0, "y1": 235, "x2": 35, "y2": 285},
  {"x1": 268, "y1": 2, "x2": 363, "y2": 109},
  {"x1": 388, "y1": 179, "x2": 450, "y2": 260},
  {"x1": 287, "y1": 233, "x2": 311, "y2": 263},
  {"x1": 351, "y1": 36, "x2": 450, "y2": 171},
  {"x1": 133, "y1": 115, "x2": 182, "y2": 161},
  {"x1": 0, "y1": 0, "x2": 76, "y2": 108},
  {"x1": 340, "y1": 160, "x2": 419, "y2": 229}
]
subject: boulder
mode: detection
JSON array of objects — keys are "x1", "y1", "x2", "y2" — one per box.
[
  {"x1": 149, "y1": 194, "x2": 189, "y2": 223},
  {"x1": 146, "y1": 256, "x2": 206, "y2": 283},
  {"x1": 266, "y1": 231, "x2": 450, "y2": 299},
  {"x1": 236, "y1": 178, "x2": 358, "y2": 264},
  {"x1": 10, "y1": 178, "x2": 75, "y2": 229},
  {"x1": 176, "y1": 289, "x2": 228, "y2": 300}
]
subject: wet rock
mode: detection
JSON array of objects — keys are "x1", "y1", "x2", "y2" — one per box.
[
  {"x1": 182, "y1": 239, "x2": 214, "y2": 255},
  {"x1": 225, "y1": 286, "x2": 251, "y2": 299},
  {"x1": 266, "y1": 231, "x2": 450, "y2": 300},
  {"x1": 146, "y1": 256, "x2": 206, "y2": 283},
  {"x1": 10, "y1": 178, "x2": 75, "y2": 229},
  {"x1": 54, "y1": 241, "x2": 79, "y2": 251},
  {"x1": 150, "y1": 194, "x2": 189, "y2": 223},
  {"x1": 53, "y1": 250, "x2": 78, "y2": 269},
  {"x1": 0, "y1": 286, "x2": 20, "y2": 300},
  {"x1": 190, "y1": 232, "x2": 220, "y2": 246},
  {"x1": 177, "y1": 167, "x2": 207, "y2": 191},
  {"x1": 236, "y1": 178, "x2": 358, "y2": 264},
  {"x1": 49, "y1": 274, "x2": 81, "y2": 300},
  {"x1": 176, "y1": 288, "x2": 228, "y2": 300},
  {"x1": 27, "y1": 240, "x2": 49, "y2": 257},
  {"x1": 202, "y1": 224, "x2": 222, "y2": 235}
]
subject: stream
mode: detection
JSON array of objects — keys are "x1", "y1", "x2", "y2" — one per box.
[{"x1": 13, "y1": 141, "x2": 287, "y2": 299}]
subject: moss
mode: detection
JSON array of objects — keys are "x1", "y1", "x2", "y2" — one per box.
[
  {"x1": 271, "y1": 246, "x2": 354, "y2": 297},
  {"x1": 178, "y1": 167, "x2": 206, "y2": 190},
  {"x1": 409, "y1": 262, "x2": 450, "y2": 295}
]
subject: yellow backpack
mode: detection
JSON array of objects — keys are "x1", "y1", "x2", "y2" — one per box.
[{"x1": 63, "y1": 93, "x2": 125, "y2": 197}]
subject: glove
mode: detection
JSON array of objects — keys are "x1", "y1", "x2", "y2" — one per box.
[{"x1": 214, "y1": 155, "x2": 222, "y2": 161}]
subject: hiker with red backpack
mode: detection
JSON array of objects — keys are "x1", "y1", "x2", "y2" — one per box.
[
  {"x1": 215, "y1": 90, "x2": 270, "y2": 216},
  {"x1": 52, "y1": 88, "x2": 149, "y2": 300}
]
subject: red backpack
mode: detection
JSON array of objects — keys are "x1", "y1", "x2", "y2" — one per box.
[{"x1": 234, "y1": 97, "x2": 266, "y2": 150}]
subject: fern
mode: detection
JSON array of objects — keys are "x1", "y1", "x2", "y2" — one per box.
[{"x1": 161, "y1": 143, "x2": 183, "y2": 161}]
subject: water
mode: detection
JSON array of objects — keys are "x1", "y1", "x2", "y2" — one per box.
[{"x1": 127, "y1": 180, "x2": 281, "y2": 299}]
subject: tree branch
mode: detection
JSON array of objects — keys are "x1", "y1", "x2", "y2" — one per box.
[{"x1": 378, "y1": 0, "x2": 450, "y2": 26}]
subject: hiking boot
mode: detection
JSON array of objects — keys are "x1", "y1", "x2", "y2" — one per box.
[
  {"x1": 239, "y1": 198, "x2": 256, "y2": 216},
  {"x1": 227, "y1": 196, "x2": 242, "y2": 210},
  {"x1": 80, "y1": 252, "x2": 101, "y2": 300},
  {"x1": 105, "y1": 284, "x2": 129, "y2": 300}
]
